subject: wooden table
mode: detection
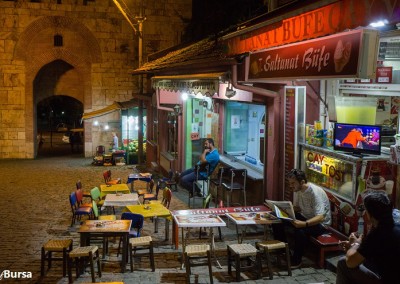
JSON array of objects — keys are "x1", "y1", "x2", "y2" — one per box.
[
  {"x1": 173, "y1": 213, "x2": 226, "y2": 268},
  {"x1": 78, "y1": 219, "x2": 131, "y2": 273},
  {"x1": 226, "y1": 211, "x2": 280, "y2": 243},
  {"x1": 100, "y1": 184, "x2": 130, "y2": 198},
  {"x1": 124, "y1": 203, "x2": 171, "y2": 240},
  {"x1": 103, "y1": 193, "x2": 139, "y2": 207}
]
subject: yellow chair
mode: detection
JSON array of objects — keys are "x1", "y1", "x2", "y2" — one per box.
[{"x1": 256, "y1": 240, "x2": 291, "y2": 280}]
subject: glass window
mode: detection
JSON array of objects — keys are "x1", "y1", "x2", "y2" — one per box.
[{"x1": 224, "y1": 101, "x2": 265, "y2": 169}]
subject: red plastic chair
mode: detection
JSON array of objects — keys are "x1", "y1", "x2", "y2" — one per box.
[{"x1": 103, "y1": 170, "x2": 121, "y2": 185}]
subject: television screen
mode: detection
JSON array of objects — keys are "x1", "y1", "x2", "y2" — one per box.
[{"x1": 333, "y1": 123, "x2": 381, "y2": 156}]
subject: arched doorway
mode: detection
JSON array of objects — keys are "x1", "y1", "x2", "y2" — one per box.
[{"x1": 35, "y1": 60, "x2": 84, "y2": 157}]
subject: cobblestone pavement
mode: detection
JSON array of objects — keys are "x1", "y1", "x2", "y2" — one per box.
[{"x1": 0, "y1": 155, "x2": 337, "y2": 284}]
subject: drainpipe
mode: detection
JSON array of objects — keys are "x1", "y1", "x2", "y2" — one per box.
[{"x1": 231, "y1": 64, "x2": 278, "y2": 98}]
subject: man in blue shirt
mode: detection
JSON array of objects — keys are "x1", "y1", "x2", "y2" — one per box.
[{"x1": 179, "y1": 138, "x2": 220, "y2": 197}]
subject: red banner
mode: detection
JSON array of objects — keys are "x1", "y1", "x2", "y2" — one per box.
[
  {"x1": 248, "y1": 29, "x2": 365, "y2": 80},
  {"x1": 224, "y1": 0, "x2": 400, "y2": 56}
]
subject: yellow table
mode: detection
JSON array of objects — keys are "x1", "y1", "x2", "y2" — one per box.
[
  {"x1": 124, "y1": 203, "x2": 172, "y2": 240},
  {"x1": 100, "y1": 184, "x2": 130, "y2": 198}
]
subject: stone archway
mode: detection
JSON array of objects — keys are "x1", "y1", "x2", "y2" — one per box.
[{"x1": 13, "y1": 16, "x2": 102, "y2": 158}]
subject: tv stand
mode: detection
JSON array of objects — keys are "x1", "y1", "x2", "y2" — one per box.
[{"x1": 351, "y1": 153, "x2": 369, "y2": 158}]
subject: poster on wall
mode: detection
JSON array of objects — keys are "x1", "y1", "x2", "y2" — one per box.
[{"x1": 231, "y1": 115, "x2": 241, "y2": 129}]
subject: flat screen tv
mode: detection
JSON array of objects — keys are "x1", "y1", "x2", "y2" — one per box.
[{"x1": 333, "y1": 123, "x2": 381, "y2": 156}]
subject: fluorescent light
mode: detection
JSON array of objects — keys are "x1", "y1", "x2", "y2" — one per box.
[
  {"x1": 181, "y1": 92, "x2": 188, "y2": 101},
  {"x1": 369, "y1": 20, "x2": 388, "y2": 27}
]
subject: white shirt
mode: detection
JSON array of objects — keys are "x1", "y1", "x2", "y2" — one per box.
[
  {"x1": 293, "y1": 183, "x2": 331, "y2": 226},
  {"x1": 113, "y1": 135, "x2": 118, "y2": 149}
]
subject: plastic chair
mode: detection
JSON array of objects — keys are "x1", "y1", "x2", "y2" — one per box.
[
  {"x1": 103, "y1": 170, "x2": 121, "y2": 185},
  {"x1": 90, "y1": 187, "x2": 104, "y2": 209},
  {"x1": 221, "y1": 169, "x2": 247, "y2": 207},
  {"x1": 117, "y1": 213, "x2": 145, "y2": 257},
  {"x1": 69, "y1": 192, "x2": 92, "y2": 226},
  {"x1": 75, "y1": 188, "x2": 92, "y2": 208},
  {"x1": 76, "y1": 180, "x2": 91, "y2": 198},
  {"x1": 143, "y1": 180, "x2": 161, "y2": 204}
]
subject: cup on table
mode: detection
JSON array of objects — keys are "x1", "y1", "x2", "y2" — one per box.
[{"x1": 385, "y1": 180, "x2": 394, "y2": 195}]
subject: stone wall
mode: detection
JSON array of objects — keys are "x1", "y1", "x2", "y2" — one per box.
[{"x1": 0, "y1": 0, "x2": 191, "y2": 158}]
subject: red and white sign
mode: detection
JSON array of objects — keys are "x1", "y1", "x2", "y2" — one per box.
[
  {"x1": 247, "y1": 29, "x2": 378, "y2": 80},
  {"x1": 376, "y1": 66, "x2": 392, "y2": 83}
]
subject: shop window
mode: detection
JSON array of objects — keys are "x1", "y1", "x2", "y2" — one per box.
[{"x1": 223, "y1": 101, "x2": 265, "y2": 168}]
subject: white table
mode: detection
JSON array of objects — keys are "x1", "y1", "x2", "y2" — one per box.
[
  {"x1": 173, "y1": 213, "x2": 226, "y2": 269},
  {"x1": 226, "y1": 211, "x2": 280, "y2": 243},
  {"x1": 103, "y1": 193, "x2": 139, "y2": 207}
]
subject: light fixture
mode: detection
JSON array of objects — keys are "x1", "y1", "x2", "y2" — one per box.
[
  {"x1": 173, "y1": 104, "x2": 181, "y2": 115},
  {"x1": 369, "y1": 19, "x2": 388, "y2": 27},
  {"x1": 93, "y1": 120, "x2": 99, "y2": 126},
  {"x1": 225, "y1": 82, "x2": 236, "y2": 98},
  {"x1": 104, "y1": 125, "x2": 109, "y2": 130},
  {"x1": 181, "y1": 92, "x2": 188, "y2": 101}
]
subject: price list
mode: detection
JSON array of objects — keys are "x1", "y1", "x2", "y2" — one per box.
[{"x1": 378, "y1": 41, "x2": 400, "y2": 59}]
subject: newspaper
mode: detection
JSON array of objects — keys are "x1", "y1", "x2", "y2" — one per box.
[{"x1": 264, "y1": 199, "x2": 296, "y2": 220}]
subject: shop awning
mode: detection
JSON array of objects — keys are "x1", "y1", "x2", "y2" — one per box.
[{"x1": 81, "y1": 99, "x2": 142, "y2": 120}]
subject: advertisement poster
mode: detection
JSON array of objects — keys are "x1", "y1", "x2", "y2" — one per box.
[{"x1": 231, "y1": 115, "x2": 241, "y2": 129}]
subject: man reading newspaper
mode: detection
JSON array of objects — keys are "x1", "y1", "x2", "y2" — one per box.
[{"x1": 269, "y1": 169, "x2": 331, "y2": 269}]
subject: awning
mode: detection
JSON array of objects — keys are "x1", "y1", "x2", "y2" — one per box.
[
  {"x1": 152, "y1": 72, "x2": 227, "y2": 94},
  {"x1": 82, "y1": 100, "x2": 140, "y2": 120}
]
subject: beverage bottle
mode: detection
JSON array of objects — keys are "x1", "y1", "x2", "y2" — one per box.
[{"x1": 357, "y1": 215, "x2": 364, "y2": 236}]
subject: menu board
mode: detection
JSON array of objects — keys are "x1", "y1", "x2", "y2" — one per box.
[{"x1": 378, "y1": 38, "x2": 400, "y2": 60}]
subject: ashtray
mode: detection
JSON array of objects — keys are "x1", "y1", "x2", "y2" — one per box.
[
  {"x1": 96, "y1": 222, "x2": 104, "y2": 227},
  {"x1": 143, "y1": 206, "x2": 151, "y2": 210},
  {"x1": 116, "y1": 192, "x2": 123, "y2": 196}
]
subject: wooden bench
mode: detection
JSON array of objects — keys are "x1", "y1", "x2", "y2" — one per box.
[{"x1": 309, "y1": 226, "x2": 348, "y2": 268}]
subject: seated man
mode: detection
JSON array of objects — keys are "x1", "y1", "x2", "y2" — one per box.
[
  {"x1": 179, "y1": 138, "x2": 219, "y2": 197},
  {"x1": 272, "y1": 169, "x2": 331, "y2": 268},
  {"x1": 336, "y1": 190, "x2": 400, "y2": 284}
]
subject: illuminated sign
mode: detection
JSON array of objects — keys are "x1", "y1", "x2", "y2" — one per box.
[
  {"x1": 306, "y1": 151, "x2": 343, "y2": 182},
  {"x1": 247, "y1": 29, "x2": 378, "y2": 80},
  {"x1": 223, "y1": 0, "x2": 400, "y2": 56}
]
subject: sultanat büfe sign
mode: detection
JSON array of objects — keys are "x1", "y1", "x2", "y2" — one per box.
[{"x1": 248, "y1": 29, "x2": 373, "y2": 80}]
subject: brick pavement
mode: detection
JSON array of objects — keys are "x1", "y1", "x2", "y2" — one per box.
[{"x1": 0, "y1": 156, "x2": 337, "y2": 283}]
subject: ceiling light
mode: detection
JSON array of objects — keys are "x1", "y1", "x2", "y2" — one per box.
[{"x1": 369, "y1": 20, "x2": 388, "y2": 27}]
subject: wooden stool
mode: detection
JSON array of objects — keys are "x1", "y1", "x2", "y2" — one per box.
[
  {"x1": 256, "y1": 240, "x2": 291, "y2": 280},
  {"x1": 184, "y1": 244, "x2": 213, "y2": 284},
  {"x1": 68, "y1": 246, "x2": 101, "y2": 283},
  {"x1": 227, "y1": 243, "x2": 261, "y2": 281},
  {"x1": 41, "y1": 239, "x2": 73, "y2": 277},
  {"x1": 129, "y1": 236, "x2": 155, "y2": 272}
]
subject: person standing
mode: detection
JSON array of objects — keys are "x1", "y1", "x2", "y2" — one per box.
[
  {"x1": 272, "y1": 169, "x2": 331, "y2": 268},
  {"x1": 179, "y1": 138, "x2": 219, "y2": 197},
  {"x1": 336, "y1": 190, "x2": 400, "y2": 284},
  {"x1": 112, "y1": 132, "x2": 119, "y2": 150}
]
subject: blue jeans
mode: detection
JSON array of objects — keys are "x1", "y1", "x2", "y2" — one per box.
[
  {"x1": 336, "y1": 256, "x2": 382, "y2": 284},
  {"x1": 180, "y1": 167, "x2": 207, "y2": 193}
]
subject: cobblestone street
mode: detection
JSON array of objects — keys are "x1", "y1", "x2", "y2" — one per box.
[{"x1": 0, "y1": 155, "x2": 338, "y2": 283}]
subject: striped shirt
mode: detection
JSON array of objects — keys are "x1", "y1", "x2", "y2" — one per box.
[{"x1": 293, "y1": 183, "x2": 331, "y2": 226}]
